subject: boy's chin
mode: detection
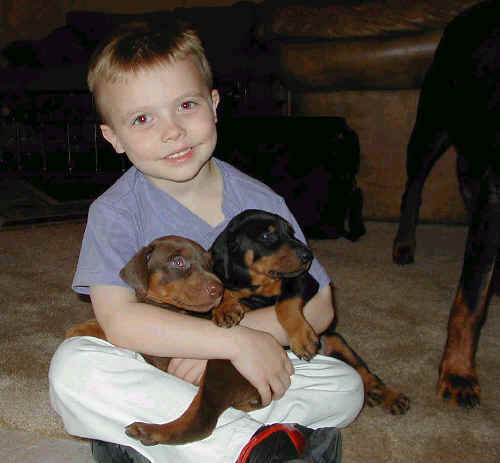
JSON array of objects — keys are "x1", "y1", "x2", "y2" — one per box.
[
  {"x1": 145, "y1": 171, "x2": 197, "y2": 185},
  {"x1": 144, "y1": 159, "x2": 213, "y2": 185}
]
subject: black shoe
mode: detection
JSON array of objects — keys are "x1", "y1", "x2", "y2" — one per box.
[
  {"x1": 297, "y1": 425, "x2": 342, "y2": 463},
  {"x1": 91, "y1": 439, "x2": 151, "y2": 463},
  {"x1": 236, "y1": 423, "x2": 341, "y2": 463}
]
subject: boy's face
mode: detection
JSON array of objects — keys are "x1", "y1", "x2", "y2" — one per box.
[{"x1": 99, "y1": 57, "x2": 220, "y2": 187}]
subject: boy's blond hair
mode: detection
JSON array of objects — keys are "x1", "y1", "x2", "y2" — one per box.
[{"x1": 88, "y1": 20, "x2": 213, "y2": 122}]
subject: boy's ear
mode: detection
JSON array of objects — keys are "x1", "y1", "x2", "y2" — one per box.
[
  {"x1": 100, "y1": 124, "x2": 125, "y2": 154},
  {"x1": 211, "y1": 89, "x2": 220, "y2": 121}
]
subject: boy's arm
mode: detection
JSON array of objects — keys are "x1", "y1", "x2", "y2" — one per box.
[{"x1": 90, "y1": 284, "x2": 294, "y2": 406}]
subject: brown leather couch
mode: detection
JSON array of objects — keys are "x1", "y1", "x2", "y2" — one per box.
[{"x1": 256, "y1": 0, "x2": 483, "y2": 223}]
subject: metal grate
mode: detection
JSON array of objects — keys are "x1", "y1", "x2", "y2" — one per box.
[{"x1": 0, "y1": 90, "x2": 129, "y2": 180}]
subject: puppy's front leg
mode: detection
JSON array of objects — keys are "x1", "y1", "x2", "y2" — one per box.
[{"x1": 275, "y1": 297, "x2": 319, "y2": 361}]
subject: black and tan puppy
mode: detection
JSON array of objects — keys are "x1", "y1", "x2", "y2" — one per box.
[
  {"x1": 211, "y1": 209, "x2": 409, "y2": 415},
  {"x1": 210, "y1": 209, "x2": 320, "y2": 360},
  {"x1": 393, "y1": 0, "x2": 499, "y2": 408}
]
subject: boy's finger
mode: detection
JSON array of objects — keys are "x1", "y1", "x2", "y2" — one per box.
[
  {"x1": 258, "y1": 384, "x2": 272, "y2": 407},
  {"x1": 272, "y1": 373, "x2": 291, "y2": 401}
]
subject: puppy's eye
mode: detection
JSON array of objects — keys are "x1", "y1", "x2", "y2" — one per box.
[
  {"x1": 170, "y1": 256, "x2": 185, "y2": 268},
  {"x1": 260, "y1": 231, "x2": 277, "y2": 242}
]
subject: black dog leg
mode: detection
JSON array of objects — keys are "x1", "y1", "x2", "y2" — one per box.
[
  {"x1": 438, "y1": 167, "x2": 500, "y2": 407},
  {"x1": 345, "y1": 186, "x2": 366, "y2": 242},
  {"x1": 393, "y1": 36, "x2": 455, "y2": 265}
]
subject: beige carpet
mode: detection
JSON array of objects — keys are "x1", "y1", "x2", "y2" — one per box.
[{"x1": 0, "y1": 221, "x2": 498, "y2": 462}]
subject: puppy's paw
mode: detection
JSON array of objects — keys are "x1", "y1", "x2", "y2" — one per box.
[
  {"x1": 385, "y1": 392, "x2": 411, "y2": 415},
  {"x1": 364, "y1": 375, "x2": 410, "y2": 415},
  {"x1": 373, "y1": 389, "x2": 411, "y2": 415},
  {"x1": 125, "y1": 422, "x2": 162, "y2": 446},
  {"x1": 289, "y1": 325, "x2": 319, "y2": 361},
  {"x1": 365, "y1": 380, "x2": 385, "y2": 407},
  {"x1": 212, "y1": 303, "x2": 246, "y2": 328}
]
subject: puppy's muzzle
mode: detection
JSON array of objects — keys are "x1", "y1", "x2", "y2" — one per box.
[{"x1": 206, "y1": 279, "x2": 224, "y2": 299}]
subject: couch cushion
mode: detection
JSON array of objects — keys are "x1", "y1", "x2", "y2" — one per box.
[
  {"x1": 257, "y1": 0, "x2": 482, "y2": 40},
  {"x1": 278, "y1": 29, "x2": 442, "y2": 90},
  {"x1": 259, "y1": 0, "x2": 484, "y2": 90}
]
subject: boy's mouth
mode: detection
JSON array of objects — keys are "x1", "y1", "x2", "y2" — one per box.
[{"x1": 163, "y1": 147, "x2": 193, "y2": 161}]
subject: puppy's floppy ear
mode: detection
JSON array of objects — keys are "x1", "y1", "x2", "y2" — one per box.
[
  {"x1": 119, "y1": 244, "x2": 154, "y2": 293},
  {"x1": 210, "y1": 229, "x2": 231, "y2": 281}
]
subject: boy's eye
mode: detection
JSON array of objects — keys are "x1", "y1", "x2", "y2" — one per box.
[
  {"x1": 180, "y1": 101, "x2": 196, "y2": 111},
  {"x1": 133, "y1": 114, "x2": 151, "y2": 125}
]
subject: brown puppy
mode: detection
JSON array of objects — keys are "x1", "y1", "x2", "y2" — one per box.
[
  {"x1": 65, "y1": 235, "x2": 225, "y2": 373},
  {"x1": 66, "y1": 235, "x2": 264, "y2": 445}
]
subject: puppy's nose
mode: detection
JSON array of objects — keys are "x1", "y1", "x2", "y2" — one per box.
[{"x1": 206, "y1": 280, "x2": 223, "y2": 298}]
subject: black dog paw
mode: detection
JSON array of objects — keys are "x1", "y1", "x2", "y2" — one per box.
[{"x1": 393, "y1": 241, "x2": 415, "y2": 265}]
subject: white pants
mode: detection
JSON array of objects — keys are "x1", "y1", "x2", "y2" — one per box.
[{"x1": 49, "y1": 337, "x2": 364, "y2": 463}]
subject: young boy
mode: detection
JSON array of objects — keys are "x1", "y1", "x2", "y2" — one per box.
[{"x1": 49, "y1": 20, "x2": 363, "y2": 463}]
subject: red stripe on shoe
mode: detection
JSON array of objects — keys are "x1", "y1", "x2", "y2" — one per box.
[{"x1": 235, "y1": 423, "x2": 307, "y2": 463}]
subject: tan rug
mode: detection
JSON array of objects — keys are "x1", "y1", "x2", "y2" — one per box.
[{"x1": 1, "y1": 221, "x2": 498, "y2": 462}]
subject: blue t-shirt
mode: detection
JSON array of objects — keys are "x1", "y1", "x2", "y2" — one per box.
[{"x1": 72, "y1": 158, "x2": 330, "y2": 295}]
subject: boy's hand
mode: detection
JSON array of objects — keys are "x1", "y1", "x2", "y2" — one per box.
[
  {"x1": 229, "y1": 326, "x2": 294, "y2": 406},
  {"x1": 168, "y1": 358, "x2": 207, "y2": 386}
]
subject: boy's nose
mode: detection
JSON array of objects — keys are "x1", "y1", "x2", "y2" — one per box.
[{"x1": 161, "y1": 120, "x2": 185, "y2": 143}]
